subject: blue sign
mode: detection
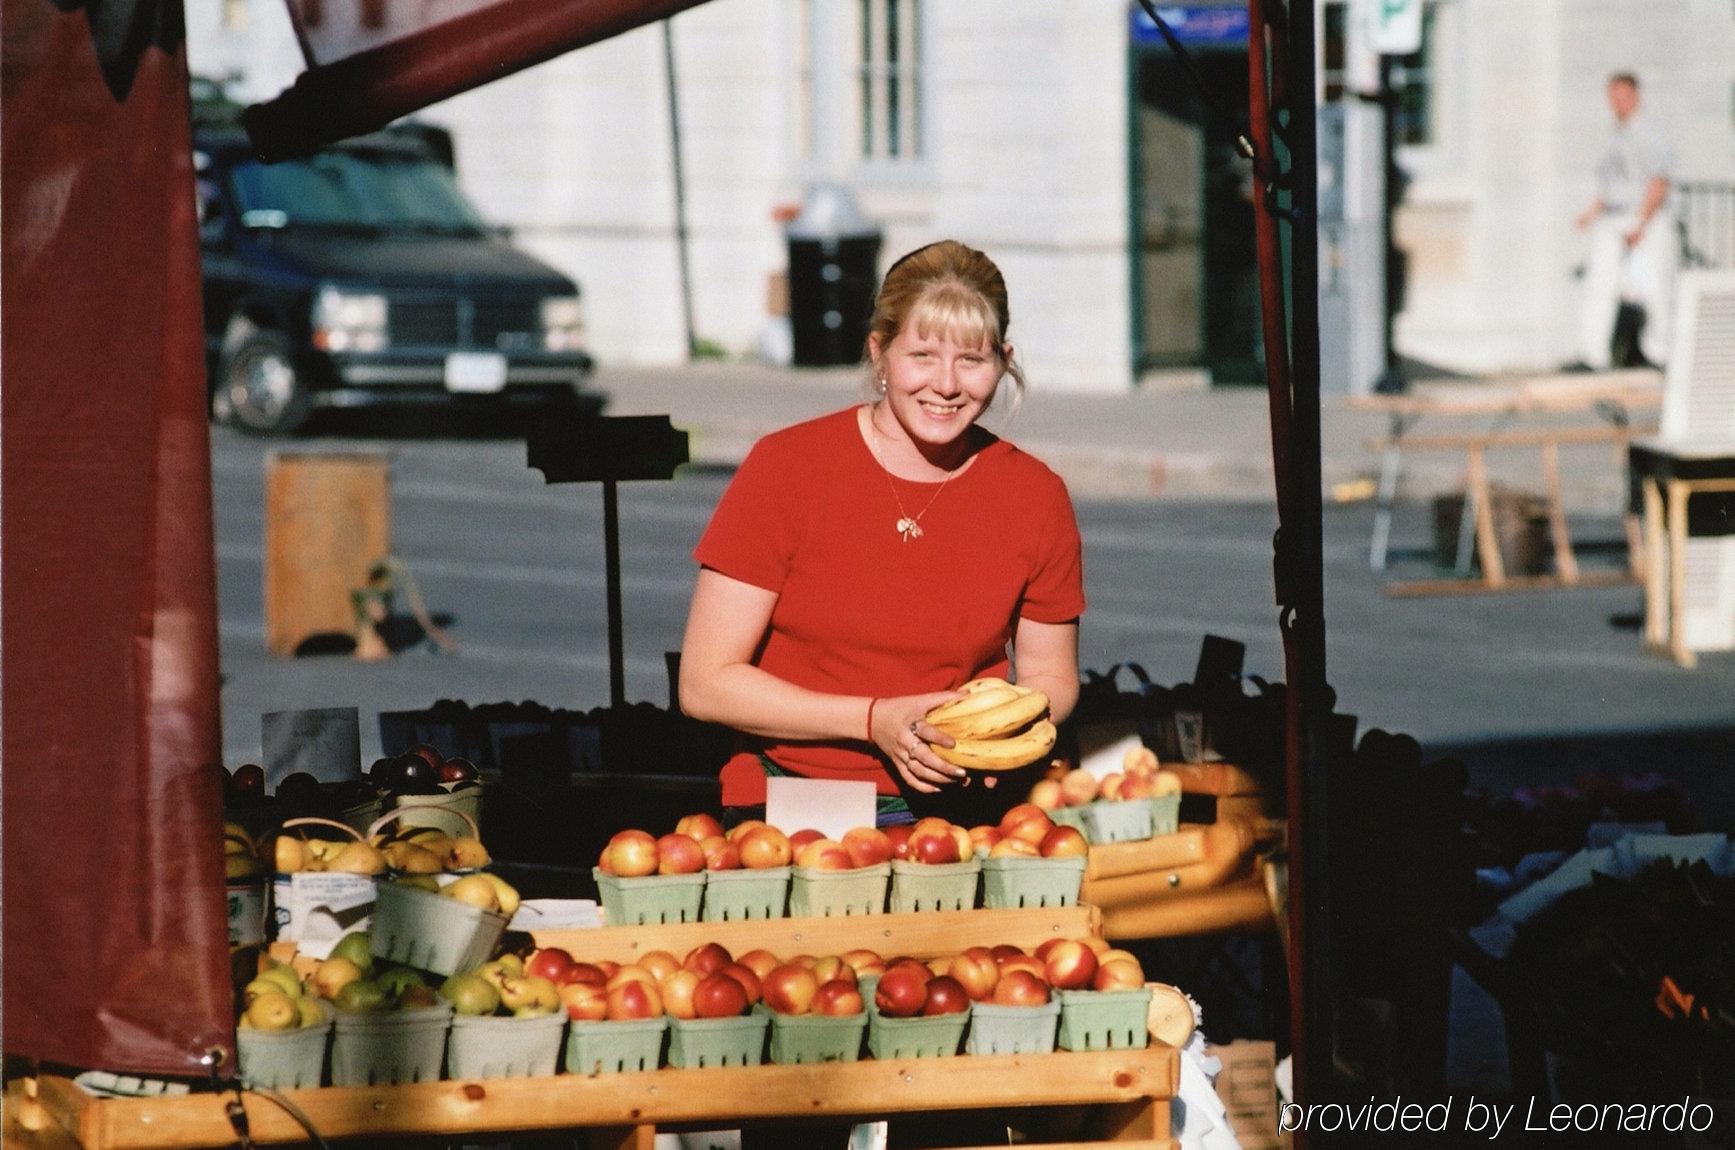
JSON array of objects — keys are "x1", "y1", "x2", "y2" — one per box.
[{"x1": 1129, "y1": 4, "x2": 1250, "y2": 47}]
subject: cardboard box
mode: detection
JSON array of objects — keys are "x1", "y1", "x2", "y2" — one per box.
[{"x1": 1207, "y1": 1039, "x2": 1282, "y2": 1150}]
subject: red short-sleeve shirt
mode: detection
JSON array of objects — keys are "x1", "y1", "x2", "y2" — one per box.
[{"x1": 693, "y1": 407, "x2": 1085, "y2": 805}]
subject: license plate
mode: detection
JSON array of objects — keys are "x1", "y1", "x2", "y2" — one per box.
[{"x1": 444, "y1": 352, "x2": 507, "y2": 393}]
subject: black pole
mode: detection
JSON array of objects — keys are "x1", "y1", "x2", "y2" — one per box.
[
  {"x1": 603, "y1": 478, "x2": 625, "y2": 707},
  {"x1": 663, "y1": 19, "x2": 698, "y2": 359},
  {"x1": 1376, "y1": 54, "x2": 1404, "y2": 393}
]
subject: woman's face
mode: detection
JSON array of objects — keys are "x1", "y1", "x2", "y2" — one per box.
[{"x1": 871, "y1": 326, "x2": 1008, "y2": 450}]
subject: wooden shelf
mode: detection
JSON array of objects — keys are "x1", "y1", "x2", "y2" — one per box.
[{"x1": 10, "y1": 1045, "x2": 1176, "y2": 1149}]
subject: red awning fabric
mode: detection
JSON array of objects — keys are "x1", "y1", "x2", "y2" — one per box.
[{"x1": 2, "y1": 0, "x2": 233, "y2": 1075}]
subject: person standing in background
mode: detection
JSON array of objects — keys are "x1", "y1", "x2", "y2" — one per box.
[{"x1": 1574, "y1": 72, "x2": 1678, "y2": 369}]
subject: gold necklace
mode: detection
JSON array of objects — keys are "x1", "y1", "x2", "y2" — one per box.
[{"x1": 866, "y1": 408, "x2": 959, "y2": 541}]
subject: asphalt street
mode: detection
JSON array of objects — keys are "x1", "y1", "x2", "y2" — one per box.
[{"x1": 211, "y1": 420, "x2": 1735, "y2": 829}]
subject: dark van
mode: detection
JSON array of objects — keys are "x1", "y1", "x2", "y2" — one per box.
[{"x1": 194, "y1": 106, "x2": 603, "y2": 435}]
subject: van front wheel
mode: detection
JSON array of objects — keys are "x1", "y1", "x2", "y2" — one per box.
[{"x1": 217, "y1": 330, "x2": 312, "y2": 436}]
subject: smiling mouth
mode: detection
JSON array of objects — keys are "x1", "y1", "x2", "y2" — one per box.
[{"x1": 919, "y1": 401, "x2": 964, "y2": 417}]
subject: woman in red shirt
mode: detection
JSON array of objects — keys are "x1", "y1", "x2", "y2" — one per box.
[{"x1": 679, "y1": 241, "x2": 1084, "y2": 825}]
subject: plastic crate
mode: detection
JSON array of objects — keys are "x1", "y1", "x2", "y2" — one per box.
[
  {"x1": 1048, "y1": 805, "x2": 1090, "y2": 835},
  {"x1": 702, "y1": 866, "x2": 790, "y2": 922},
  {"x1": 236, "y1": 1008, "x2": 332, "y2": 1090},
  {"x1": 866, "y1": 1008, "x2": 969, "y2": 1059},
  {"x1": 1081, "y1": 799, "x2": 1153, "y2": 844},
  {"x1": 564, "y1": 1017, "x2": 668, "y2": 1075},
  {"x1": 1056, "y1": 987, "x2": 1153, "y2": 1052},
  {"x1": 668, "y1": 1011, "x2": 769, "y2": 1068},
  {"x1": 330, "y1": 1002, "x2": 453, "y2": 1086},
  {"x1": 1149, "y1": 793, "x2": 1181, "y2": 837},
  {"x1": 888, "y1": 859, "x2": 980, "y2": 913},
  {"x1": 369, "y1": 880, "x2": 507, "y2": 977},
  {"x1": 446, "y1": 1011, "x2": 566, "y2": 1080},
  {"x1": 788, "y1": 863, "x2": 889, "y2": 918},
  {"x1": 593, "y1": 868, "x2": 705, "y2": 926},
  {"x1": 767, "y1": 1009, "x2": 867, "y2": 1065},
  {"x1": 964, "y1": 1000, "x2": 1060, "y2": 1056},
  {"x1": 979, "y1": 855, "x2": 1087, "y2": 909}
]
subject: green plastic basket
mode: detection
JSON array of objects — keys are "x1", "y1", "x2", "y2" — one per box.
[
  {"x1": 979, "y1": 855, "x2": 1087, "y2": 909},
  {"x1": 866, "y1": 1007, "x2": 969, "y2": 1059},
  {"x1": 330, "y1": 1002, "x2": 453, "y2": 1086},
  {"x1": 702, "y1": 867, "x2": 789, "y2": 922},
  {"x1": 788, "y1": 863, "x2": 889, "y2": 918},
  {"x1": 369, "y1": 881, "x2": 507, "y2": 977},
  {"x1": 1149, "y1": 793, "x2": 1181, "y2": 837},
  {"x1": 593, "y1": 868, "x2": 706, "y2": 926},
  {"x1": 1048, "y1": 805, "x2": 1090, "y2": 834},
  {"x1": 888, "y1": 859, "x2": 980, "y2": 913},
  {"x1": 1081, "y1": 799, "x2": 1153, "y2": 844},
  {"x1": 446, "y1": 1011, "x2": 566, "y2": 1080},
  {"x1": 964, "y1": 999, "x2": 1060, "y2": 1056},
  {"x1": 667, "y1": 1011, "x2": 769, "y2": 1068},
  {"x1": 236, "y1": 1008, "x2": 332, "y2": 1090},
  {"x1": 1056, "y1": 987, "x2": 1153, "y2": 1052},
  {"x1": 564, "y1": 1017, "x2": 667, "y2": 1075},
  {"x1": 767, "y1": 1008, "x2": 867, "y2": 1065}
]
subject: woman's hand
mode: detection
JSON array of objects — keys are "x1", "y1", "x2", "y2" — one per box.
[{"x1": 870, "y1": 692, "x2": 968, "y2": 794}]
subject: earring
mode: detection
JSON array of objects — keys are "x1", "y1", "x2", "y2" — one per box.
[{"x1": 875, "y1": 372, "x2": 886, "y2": 394}]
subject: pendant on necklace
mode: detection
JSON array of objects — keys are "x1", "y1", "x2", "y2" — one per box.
[{"x1": 896, "y1": 517, "x2": 923, "y2": 541}]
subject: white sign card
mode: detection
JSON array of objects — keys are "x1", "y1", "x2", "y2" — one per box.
[{"x1": 765, "y1": 777, "x2": 877, "y2": 842}]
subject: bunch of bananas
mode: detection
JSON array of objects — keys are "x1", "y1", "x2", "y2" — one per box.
[{"x1": 923, "y1": 677, "x2": 1057, "y2": 771}]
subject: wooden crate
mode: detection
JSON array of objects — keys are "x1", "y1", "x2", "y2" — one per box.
[{"x1": 263, "y1": 451, "x2": 390, "y2": 656}]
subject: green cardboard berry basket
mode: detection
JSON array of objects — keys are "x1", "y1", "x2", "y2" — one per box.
[
  {"x1": 593, "y1": 868, "x2": 706, "y2": 926},
  {"x1": 369, "y1": 879, "x2": 508, "y2": 977},
  {"x1": 767, "y1": 1008, "x2": 867, "y2": 1065},
  {"x1": 446, "y1": 1011, "x2": 566, "y2": 1080},
  {"x1": 788, "y1": 863, "x2": 889, "y2": 917},
  {"x1": 1081, "y1": 798, "x2": 1154, "y2": 844},
  {"x1": 866, "y1": 1007, "x2": 970, "y2": 1059},
  {"x1": 888, "y1": 859, "x2": 981, "y2": 912},
  {"x1": 330, "y1": 1001, "x2": 454, "y2": 1086},
  {"x1": 979, "y1": 855, "x2": 1087, "y2": 909},
  {"x1": 1056, "y1": 987, "x2": 1153, "y2": 1052},
  {"x1": 236, "y1": 1008, "x2": 332, "y2": 1090},
  {"x1": 668, "y1": 1011, "x2": 770, "y2": 1068},
  {"x1": 702, "y1": 866, "x2": 790, "y2": 922},
  {"x1": 1149, "y1": 793, "x2": 1182, "y2": 837},
  {"x1": 1048, "y1": 805, "x2": 1090, "y2": 835},
  {"x1": 964, "y1": 999, "x2": 1060, "y2": 1056},
  {"x1": 564, "y1": 1016, "x2": 668, "y2": 1075}
]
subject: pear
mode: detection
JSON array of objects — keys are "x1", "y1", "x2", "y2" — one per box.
[
  {"x1": 225, "y1": 853, "x2": 263, "y2": 881},
  {"x1": 394, "y1": 874, "x2": 440, "y2": 892},
  {"x1": 327, "y1": 841, "x2": 386, "y2": 876},
  {"x1": 332, "y1": 979, "x2": 388, "y2": 1015},
  {"x1": 295, "y1": 997, "x2": 328, "y2": 1028},
  {"x1": 242, "y1": 991, "x2": 299, "y2": 1031},
  {"x1": 497, "y1": 975, "x2": 559, "y2": 1015},
  {"x1": 330, "y1": 932, "x2": 374, "y2": 974},
  {"x1": 272, "y1": 836, "x2": 307, "y2": 874},
  {"x1": 478, "y1": 872, "x2": 521, "y2": 918},
  {"x1": 439, "y1": 973, "x2": 501, "y2": 1017},
  {"x1": 242, "y1": 977, "x2": 288, "y2": 1004},
  {"x1": 383, "y1": 842, "x2": 444, "y2": 874},
  {"x1": 473, "y1": 959, "x2": 516, "y2": 993},
  {"x1": 495, "y1": 953, "x2": 525, "y2": 978},
  {"x1": 223, "y1": 823, "x2": 256, "y2": 856},
  {"x1": 310, "y1": 956, "x2": 365, "y2": 1000},
  {"x1": 446, "y1": 837, "x2": 490, "y2": 871},
  {"x1": 398, "y1": 984, "x2": 440, "y2": 1010},
  {"x1": 256, "y1": 964, "x2": 304, "y2": 998},
  {"x1": 375, "y1": 966, "x2": 425, "y2": 1000},
  {"x1": 440, "y1": 874, "x2": 501, "y2": 913}
]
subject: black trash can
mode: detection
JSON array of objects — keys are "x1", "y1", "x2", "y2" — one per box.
[{"x1": 785, "y1": 185, "x2": 882, "y2": 367}]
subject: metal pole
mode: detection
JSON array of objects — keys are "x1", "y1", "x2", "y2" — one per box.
[
  {"x1": 603, "y1": 479, "x2": 626, "y2": 707},
  {"x1": 663, "y1": 19, "x2": 698, "y2": 358}
]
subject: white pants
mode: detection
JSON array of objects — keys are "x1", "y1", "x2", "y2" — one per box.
[{"x1": 1577, "y1": 210, "x2": 1679, "y2": 368}]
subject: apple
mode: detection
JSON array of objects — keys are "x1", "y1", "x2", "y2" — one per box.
[
  {"x1": 989, "y1": 837, "x2": 1040, "y2": 858},
  {"x1": 921, "y1": 976, "x2": 971, "y2": 1016},
  {"x1": 998, "y1": 954, "x2": 1048, "y2": 982},
  {"x1": 1039, "y1": 825, "x2": 1089, "y2": 859},
  {"x1": 717, "y1": 963, "x2": 762, "y2": 1005},
  {"x1": 559, "y1": 962, "x2": 609, "y2": 988},
  {"x1": 788, "y1": 954, "x2": 819, "y2": 970},
  {"x1": 1059, "y1": 768, "x2": 1100, "y2": 807},
  {"x1": 660, "y1": 969, "x2": 700, "y2": 1019},
  {"x1": 795, "y1": 839, "x2": 854, "y2": 870},
  {"x1": 606, "y1": 964, "x2": 659, "y2": 993},
  {"x1": 990, "y1": 944, "x2": 1026, "y2": 963},
  {"x1": 409, "y1": 743, "x2": 444, "y2": 770},
  {"x1": 787, "y1": 828, "x2": 826, "y2": 852},
  {"x1": 600, "y1": 829, "x2": 659, "y2": 878},
  {"x1": 840, "y1": 949, "x2": 886, "y2": 978},
  {"x1": 637, "y1": 950, "x2": 682, "y2": 983},
  {"x1": 810, "y1": 956, "x2": 856, "y2": 986},
  {"x1": 997, "y1": 803, "x2": 1052, "y2": 836},
  {"x1": 606, "y1": 979, "x2": 663, "y2": 1020},
  {"x1": 761, "y1": 963, "x2": 819, "y2": 1015},
  {"x1": 736, "y1": 825, "x2": 792, "y2": 869},
  {"x1": 948, "y1": 948, "x2": 999, "y2": 1001},
  {"x1": 725, "y1": 818, "x2": 766, "y2": 843},
  {"x1": 884, "y1": 824, "x2": 914, "y2": 860},
  {"x1": 693, "y1": 972, "x2": 751, "y2": 1019},
  {"x1": 439, "y1": 757, "x2": 479, "y2": 783},
  {"x1": 841, "y1": 826, "x2": 893, "y2": 868},
  {"x1": 1120, "y1": 773, "x2": 1156, "y2": 801},
  {"x1": 911, "y1": 832, "x2": 961, "y2": 865},
  {"x1": 1042, "y1": 940, "x2": 1099, "y2": 990},
  {"x1": 812, "y1": 980, "x2": 865, "y2": 1017},
  {"x1": 1080, "y1": 936, "x2": 1113, "y2": 958},
  {"x1": 560, "y1": 981, "x2": 608, "y2": 1021},
  {"x1": 594, "y1": 961, "x2": 620, "y2": 979},
  {"x1": 925, "y1": 956, "x2": 952, "y2": 979},
  {"x1": 1094, "y1": 958, "x2": 1146, "y2": 992},
  {"x1": 675, "y1": 812, "x2": 726, "y2": 842},
  {"x1": 872, "y1": 964, "x2": 930, "y2": 1017},
  {"x1": 1123, "y1": 745, "x2": 1160, "y2": 778},
  {"x1": 737, "y1": 949, "x2": 781, "y2": 979},
  {"x1": 1099, "y1": 773, "x2": 1127, "y2": 802},
  {"x1": 967, "y1": 825, "x2": 1002, "y2": 854},
  {"x1": 948, "y1": 824, "x2": 974, "y2": 862},
  {"x1": 885, "y1": 957, "x2": 931, "y2": 978},
  {"x1": 524, "y1": 947, "x2": 576, "y2": 985},
  {"x1": 1003, "y1": 809, "x2": 1055, "y2": 848},
  {"x1": 1028, "y1": 778, "x2": 1064, "y2": 810},
  {"x1": 683, "y1": 942, "x2": 733, "y2": 976},
  {"x1": 700, "y1": 835, "x2": 741, "y2": 871},
  {"x1": 656, "y1": 832, "x2": 706, "y2": 875},
  {"x1": 232, "y1": 763, "x2": 266, "y2": 797},
  {"x1": 993, "y1": 970, "x2": 1051, "y2": 1006}
]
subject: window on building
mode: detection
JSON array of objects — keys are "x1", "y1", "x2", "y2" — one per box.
[
  {"x1": 859, "y1": 0, "x2": 922, "y2": 161},
  {"x1": 1320, "y1": 0, "x2": 1440, "y2": 147}
]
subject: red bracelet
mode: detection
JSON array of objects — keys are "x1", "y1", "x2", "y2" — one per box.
[{"x1": 865, "y1": 697, "x2": 879, "y2": 743}]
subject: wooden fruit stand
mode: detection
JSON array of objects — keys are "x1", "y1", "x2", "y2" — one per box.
[{"x1": 5, "y1": 905, "x2": 1181, "y2": 1150}]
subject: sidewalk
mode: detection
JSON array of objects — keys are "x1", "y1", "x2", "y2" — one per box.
[{"x1": 596, "y1": 362, "x2": 1642, "y2": 511}]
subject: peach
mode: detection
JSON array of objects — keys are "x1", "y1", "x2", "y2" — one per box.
[
  {"x1": 736, "y1": 825, "x2": 792, "y2": 869},
  {"x1": 761, "y1": 963, "x2": 819, "y2": 1015},
  {"x1": 1059, "y1": 768, "x2": 1100, "y2": 807},
  {"x1": 655, "y1": 832, "x2": 706, "y2": 875},
  {"x1": 1028, "y1": 778, "x2": 1064, "y2": 810},
  {"x1": 841, "y1": 826, "x2": 894, "y2": 868},
  {"x1": 675, "y1": 812, "x2": 726, "y2": 842},
  {"x1": 1042, "y1": 939, "x2": 1099, "y2": 990}
]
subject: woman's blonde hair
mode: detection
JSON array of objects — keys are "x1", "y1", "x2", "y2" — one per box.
[{"x1": 864, "y1": 240, "x2": 1027, "y2": 404}]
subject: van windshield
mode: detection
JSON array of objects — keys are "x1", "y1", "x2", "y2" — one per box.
[{"x1": 229, "y1": 148, "x2": 487, "y2": 234}]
